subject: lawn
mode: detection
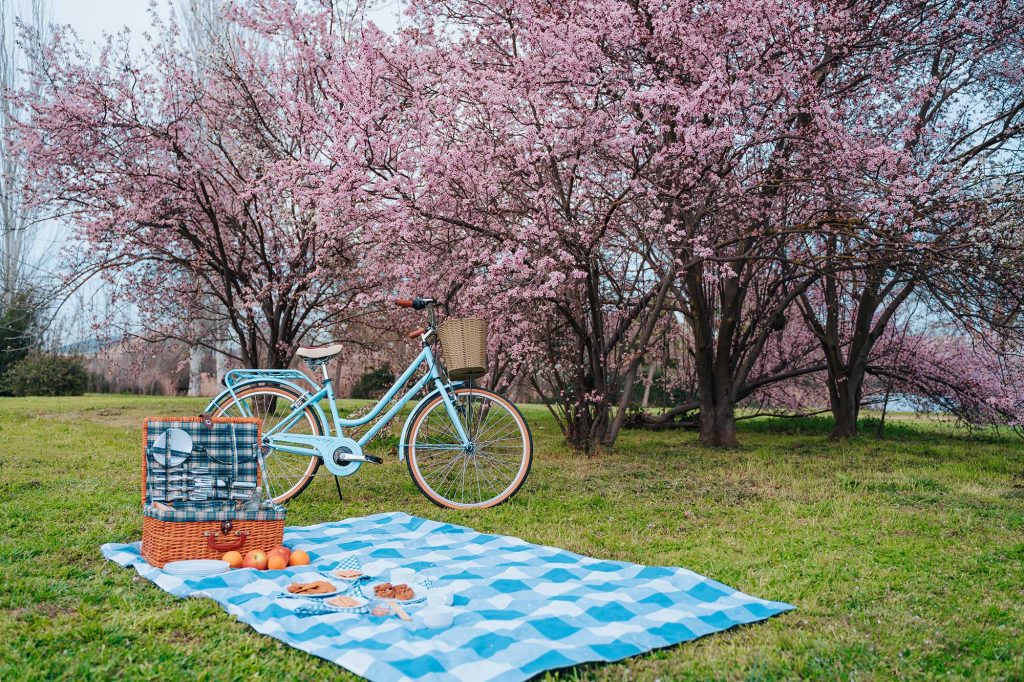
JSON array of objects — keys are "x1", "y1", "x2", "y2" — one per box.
[{"x1": 1, "y1": 395, "x2": 1022, "y2": 680}]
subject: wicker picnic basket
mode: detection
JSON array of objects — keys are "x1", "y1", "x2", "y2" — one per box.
[
  {"x1": 438, "y1": 317, "x2": 488, "y2": 380},
  {"x1": 140, "y1": 416, "x2": 286, "y2": 568}
]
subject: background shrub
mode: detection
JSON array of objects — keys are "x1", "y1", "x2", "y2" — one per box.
[
  {"x1": 350, "y1": 367, "x2": 395, "y2": 399},
  {"x1": 0, "y1": 291, "x2": 42, "y2": 379},
  {"x1": 1, "y1": 353, "x2": 90, "y2": 396}
]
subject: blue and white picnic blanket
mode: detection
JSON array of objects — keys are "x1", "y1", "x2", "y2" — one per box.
[{"x1": 102, "y1": 512, "x2": 793, "y2": 681}]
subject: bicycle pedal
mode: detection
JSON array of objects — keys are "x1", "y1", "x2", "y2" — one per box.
[{"x1": 333, "y1": 452, "x2": 383, "y2": 465}]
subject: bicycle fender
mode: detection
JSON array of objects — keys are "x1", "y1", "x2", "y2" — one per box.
[
  {"x1": 398, "y1": 383, "x2": 467, "y2": 461},
  {"x1": 397, "y1": 393, "x2": 434, "y2": 462},
  {"x1": 205, "y1": 379, "x2": 331, "y2": 433}
]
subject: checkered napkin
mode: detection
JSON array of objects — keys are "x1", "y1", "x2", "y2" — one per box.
[{"x1": 102, "y1": 512, "x2": 794, "y2": 682}]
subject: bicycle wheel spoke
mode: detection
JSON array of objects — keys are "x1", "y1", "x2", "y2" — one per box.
[
  {"x1": 472, "y1": 453, "x2": 504, "y2": 497},
  {"x1": 473, "y1": 457, "x2": 482, "y2": 501},
  {"x1": 477, "y1": 408, "x2": 516, "y2": 442},
  {"x1": 473, "y1": 451, "x2": 518, "y2": 479}
]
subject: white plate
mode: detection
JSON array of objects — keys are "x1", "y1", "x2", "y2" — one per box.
[
  {"x1": 152, "y1": 428, "x2": 193, "y2": 467},
  {"x1": 362, "y1": 581, "x2": 429, "y2": 604},
  {"x1": 163, "y1": 559, "x2": 230, "y2": 576}
]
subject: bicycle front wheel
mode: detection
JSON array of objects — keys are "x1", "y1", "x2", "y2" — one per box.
[
  {"x1": 212, "y1": 384, "x2": 323, "y2": 504},
  {"x1": 406, "y1": 388, "x2": 532, "y2": 509}
]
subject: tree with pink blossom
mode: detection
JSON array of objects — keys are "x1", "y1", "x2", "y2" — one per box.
[
  {"x1": 14, "y1": 5, "x2": 379, "y2": 368},
  {"x1": 791, "y1": 0, "x2": 1024, "y2": 439}
]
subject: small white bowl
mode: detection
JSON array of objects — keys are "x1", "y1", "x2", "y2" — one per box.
[
  {"x1": 425, "y1": 593, "x2": 454, "y2": 608},
  {"x1": 421, "y1": 606, "x2": 455, "y2": 629},
  {"x1": 390, "y1": 568, "x2": 417, "y2": 584}
]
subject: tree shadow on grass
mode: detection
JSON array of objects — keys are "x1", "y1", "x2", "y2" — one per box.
[{"x1": 736, "y1": 414, "x2": 1020, "y2": 445}]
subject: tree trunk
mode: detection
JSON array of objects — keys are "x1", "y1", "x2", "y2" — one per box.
[
  {"x1": 685, "y1": 263, "x2": 743, "y2": 448},
  {"x1": 215, "y1": 344, "x2": 228, "y2": 385},
  {"x1": 828, "y1": 375, "x2": 860, "y2": 439},
  {"x1": 640, "y1": 362, "x2": 655, "y2": 409},
  {"x1": 187, "y1": 348, "x2": 203, "y2": 397},
  {"x1": 797, "y1": 258, "x2": 916, "y2": 442},
  {"x1": 877, "y1": 385, "x2": 891, "y2": 438},
  {"x1": 564, "y1": 401, "x2": 610, "y2": 455},
  {"x1": 699, "y1": 382, "x2": 739, "y2": 447}
]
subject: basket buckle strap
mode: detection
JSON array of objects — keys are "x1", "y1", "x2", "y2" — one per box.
[{"x1": 204, "y1": 520, "x2": 250, "y2": 551}]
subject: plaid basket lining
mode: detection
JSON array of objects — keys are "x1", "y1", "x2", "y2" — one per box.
[{"x1": 143, "y1": 502, "x2": 286, "y2": 522}]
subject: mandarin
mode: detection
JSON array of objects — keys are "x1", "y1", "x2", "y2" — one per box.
[
  {"x1": 288, "y1": 549, "x2": 310, "y2": 566},
  {"x1": 267, "y1": 554, "x2": 288, "y2": 571},
  {"x1": 222, "y1": 551, "x2": 243, "y2": 569}
]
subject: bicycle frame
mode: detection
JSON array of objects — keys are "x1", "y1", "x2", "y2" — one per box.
[{"x1": 222, "y1": 343, "x2": 471, "y2": 462}]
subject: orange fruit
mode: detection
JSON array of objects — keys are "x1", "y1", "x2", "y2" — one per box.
[
  {"x1": 267, "y1": 555, "x2": 288, "y2": 571},
  {"x1": 288, "y1": 549, "x2": 310, "y2": 567},
  {"x1": 222, "y1": 551, "x2": 243, "y2": 569}
]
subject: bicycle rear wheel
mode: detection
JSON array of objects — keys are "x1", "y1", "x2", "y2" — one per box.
[
  {"x1": 212, "y1": 384, "x2": 323, "y2": 504},
  {"x1": 406, "y1": 388, "x2": 532, "y2": 509}
]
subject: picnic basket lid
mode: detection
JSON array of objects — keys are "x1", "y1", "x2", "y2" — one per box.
[{"x1": 141, "y1": 416, "x2": 262, "y2": 507}]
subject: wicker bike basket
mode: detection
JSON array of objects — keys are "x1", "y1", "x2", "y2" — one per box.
[
  {"x1": 437, "y1": 318, "x2": 489, "y2": 380},
  {"x1": 140, "y1": 416, "x2": 285, "y2": 567}
]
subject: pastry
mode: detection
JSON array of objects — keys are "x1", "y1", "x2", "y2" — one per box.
[
  {"x1": 287, "y1": 580, "x2": 336, "y2": 595},
  {"x1": 326, "y1": 595, "x2": 362, "y2": 608},
  {"x1": 373, "y1": 582, "x2": 415, "y2": 600},
  {"x1": 332, "y1": 569, "x2": 364, "y2": 580}
]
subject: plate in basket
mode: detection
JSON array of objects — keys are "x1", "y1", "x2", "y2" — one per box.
[{"x1": 152, "y1": 428, "x2": 193, "y2": 467}]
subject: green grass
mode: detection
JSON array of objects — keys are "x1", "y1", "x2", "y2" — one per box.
[{"x1": 1, "y1": 395, "x2": 1022, "y2": 680}]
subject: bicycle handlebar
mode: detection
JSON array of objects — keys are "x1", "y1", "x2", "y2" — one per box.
[{"x1": 394, "y1": 297, "x2": 434, "y2": 311}]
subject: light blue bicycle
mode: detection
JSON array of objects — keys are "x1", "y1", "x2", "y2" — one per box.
[{"x1": 205, "y1": 297, "x2": 533, "y2": 509}]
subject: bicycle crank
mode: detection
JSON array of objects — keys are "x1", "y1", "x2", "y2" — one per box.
[
  {"x1": 325, "y1": 436, "x2": 382, "y2": 475},
  {"x1": 266, "y1": 433, "x2": 382, "y2": 476}
]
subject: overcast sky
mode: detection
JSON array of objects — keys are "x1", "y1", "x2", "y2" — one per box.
[
  {"x1": 51, "y1": 0, "x2": 162, "y2": 46},
  {"x1": 49, "y1": 0, "x2": 402, "y2": 47}
]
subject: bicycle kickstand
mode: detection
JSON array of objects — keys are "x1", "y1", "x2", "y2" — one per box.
[{"x1": 334, "y1": 475, "x2": 343, "y2": 501}]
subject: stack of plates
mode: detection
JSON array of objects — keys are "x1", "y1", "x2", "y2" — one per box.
[{"x1": 162, "y1": 559, "x2": 230, "y2": 577}]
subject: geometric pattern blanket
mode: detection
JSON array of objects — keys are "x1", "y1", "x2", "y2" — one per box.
[{"x1": 101, "y1": 512, "x2": 793, "y2": 681}]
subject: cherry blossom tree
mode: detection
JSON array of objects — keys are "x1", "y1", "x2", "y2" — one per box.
[
  {"x1": 792, "y1": 0, "x2": 1024, "y2": 438},
  {"x1": 296, "y1": 0, "x2": 877, "y2": 448},
  {"x1": 240, "y1": 0, "x2": 686, "y2": 451},
  {"x1": 14, "y1": 5, "x2": 380, "y2": 369}
]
